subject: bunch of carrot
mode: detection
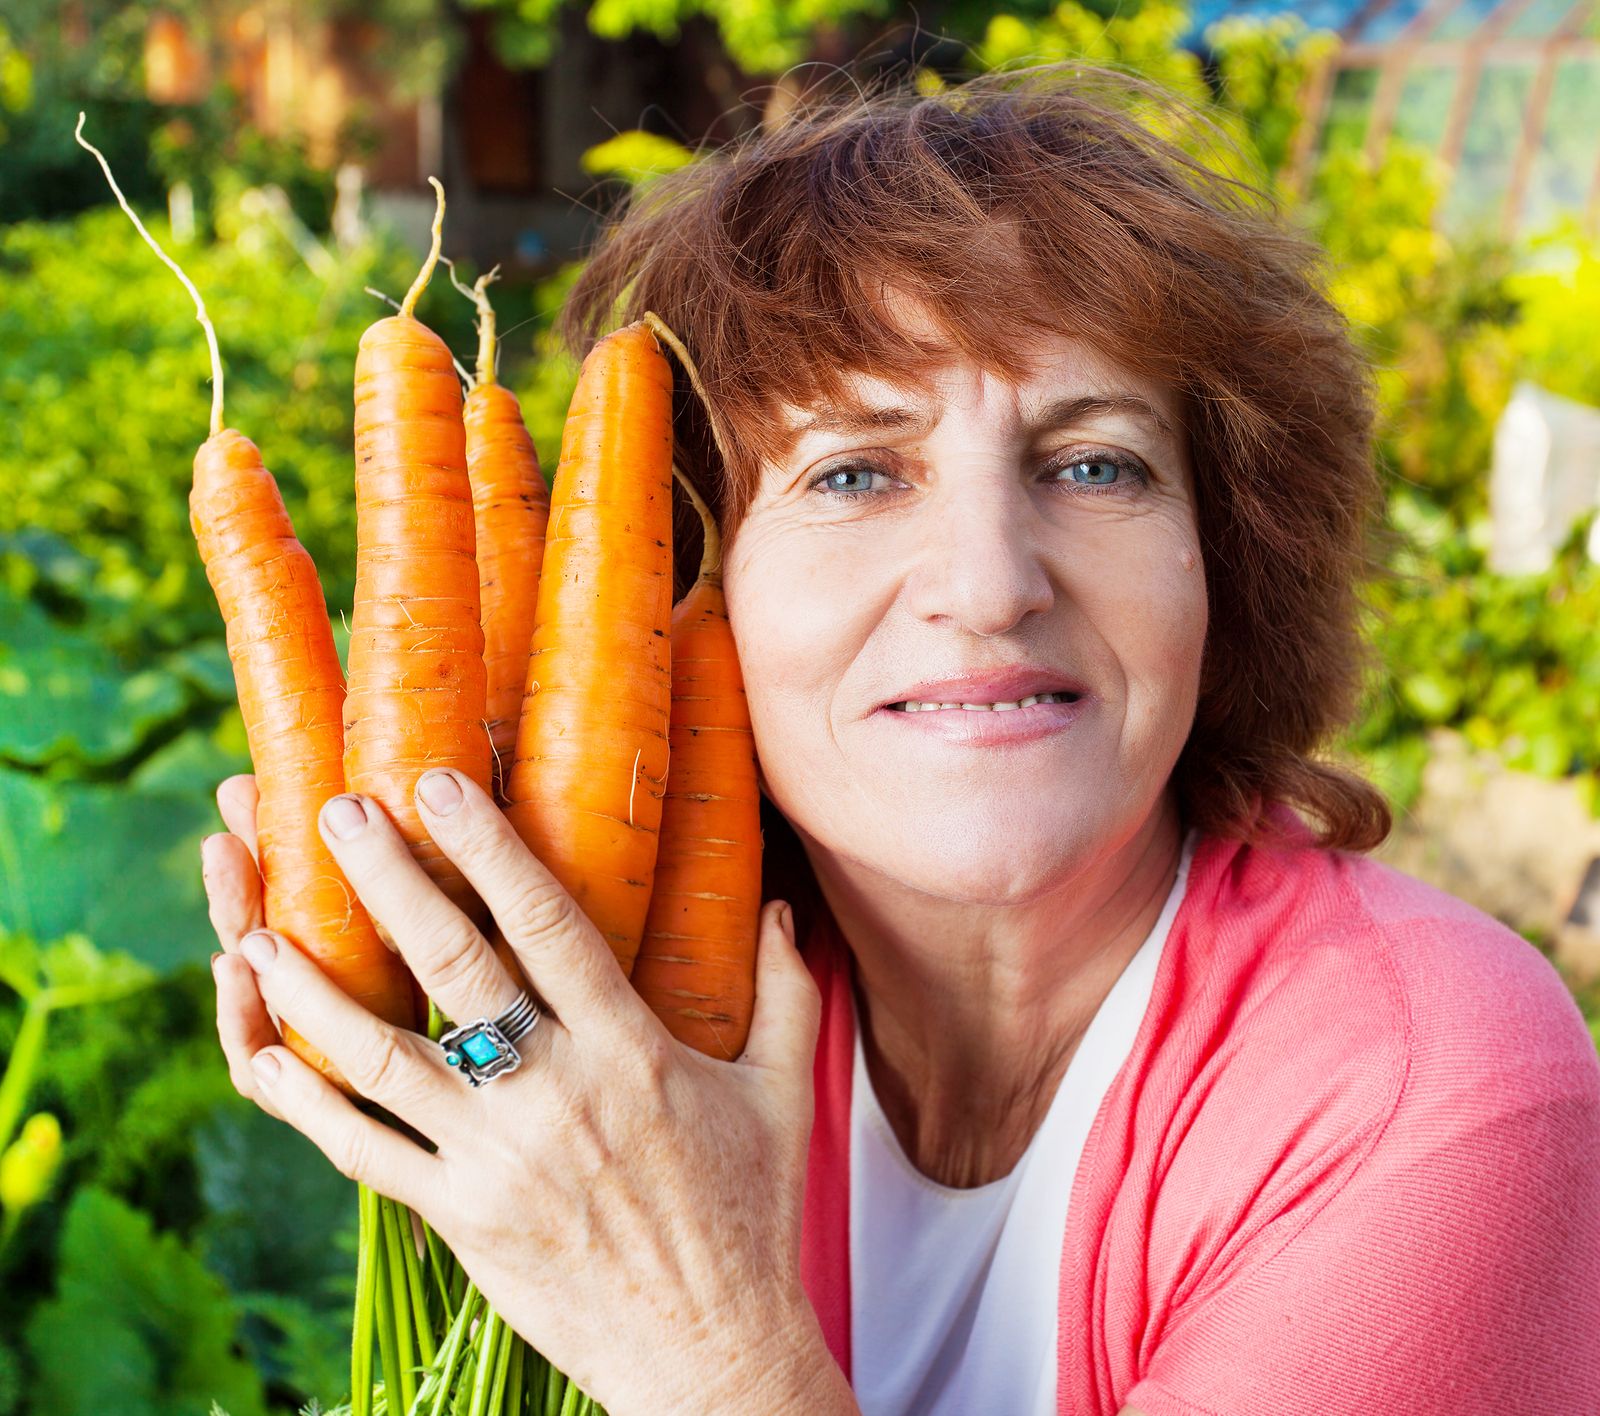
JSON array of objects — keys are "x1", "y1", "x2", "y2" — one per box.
[{"x1": 78, "y1": 119, "x2": 762, "y2": 1416}]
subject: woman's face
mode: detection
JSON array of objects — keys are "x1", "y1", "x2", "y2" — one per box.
[{"x1": 722, "y1": 330, "x2": 1206, "y2": 906}]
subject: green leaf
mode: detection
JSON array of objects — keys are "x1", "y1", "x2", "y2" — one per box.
[
  {"x1": 166, "y1": 640, "x2": 240, "y2": 703},
  {"x1": 579, "y1": 130, "x2": 696, "y2": 186},
  {"x1": 35, "y1": 933, "x2": 155, "y2": 1002},
  {"x1": 0, "y1": 931, "x2": 153, "y2": 1005},
  {"x1": 0, "y1": 771, "x2": 213, "y2": 973},
  {"x1": 1398, "y1": 671, "x2": 1461, "y2": 725},
  {"x1": 195, "y1": 1104, "x2": 358, "y2": 1318},
  {"x1": 0, "y1": 590, "x2": 192, "y2": 768},
  {"x1": 25, "y1": 1187, "x2": 269, "y2": 1416},
  {"x1": 89, "y1": 1038, "x2": 236, "y2": 1192},
  {"x1": 0, "y1": 646, "x2": 187, "y2": 767},
  {"x1": 129, "y1": 717, "x2": 252, "y2": 794}
]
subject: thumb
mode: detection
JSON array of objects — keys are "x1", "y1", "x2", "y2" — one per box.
[{"x1": 739, "y1": 900, "x2": 821, "y2": 1077}]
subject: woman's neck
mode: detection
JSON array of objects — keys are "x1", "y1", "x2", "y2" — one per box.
[{"x1": 815, "y1": 798, "x2": 1184, "y2": 1188}]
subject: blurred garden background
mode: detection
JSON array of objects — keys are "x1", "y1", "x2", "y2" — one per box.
[{"x1": 4, "y1": 0, "x2": 1600, "y2": 1411}]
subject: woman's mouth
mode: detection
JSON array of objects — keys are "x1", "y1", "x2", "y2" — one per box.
[
  {"x1": 875, "y1": 692, "x2": 1089, "y2": 745},
  {"x1": 886, "y1": 691, "x2": 1081, "y2": 712}
]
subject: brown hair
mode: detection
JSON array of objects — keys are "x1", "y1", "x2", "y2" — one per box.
[{"x1": 561, "y1": 62, "x2": 1391, "y2": 919}]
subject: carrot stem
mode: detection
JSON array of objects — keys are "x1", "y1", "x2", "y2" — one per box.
[
  {"x1": 420, "y1": 1216, "x2": 456, "y2": 1324},
  {"x1": 73, "y1": 112, "x2": 224, "y2": 435},
  {"x1": 396, "y1": 1203, "x2": 437, "y2": 1369},
  {"x1": 401, "y1": 177, "x2": 446, "y2": 318},
  {"x1": 486, "y1": 1321, "x2": 515, "y2": 1412},
  {"x1": 640, "y1": 312, "x2": 730, "y2": 556},
  {"x1": 671, "y1": 461, "x2": 721, "y2": 582},
  {"x1": 352, "y1": 1186, "x2": 381, "y2": 1416},
  {"x1": 443, "y1": 258, "x2": 503, "y2": 388},
  {"x1": 371, "y1": 1194, "x2": 402, "y2": 1416},
  {"x1": 504, "y1": 1334, "x2": 525, "y2": 1416},
  {"x1": 557, "y1": 1377, "x2": 581, "y2": 1416},
  {"x1": 422, "y1": 1283, "x2": 481, "y2": 1416},
  {"x1": 379, "y1": 1197, "x2": 419, "y2": 1413},
  {"x1": 466, "y1": 1310, "x2": 502, "y2": 1416}
]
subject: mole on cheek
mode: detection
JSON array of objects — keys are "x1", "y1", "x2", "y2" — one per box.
[{"x1": 1179, "y1": 547, "x2": 1198, "y2": 572}]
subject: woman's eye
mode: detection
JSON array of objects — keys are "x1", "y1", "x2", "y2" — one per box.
[
  {"x1": 812, "y1": 465, "x2": 891, "y2": 498},
  {"x1": 1050, "y1": 452, "x2": 1147, "y2": 491},
  {"x1": 1058, "y1": 457, "x2": 1123, "y2": 487}
]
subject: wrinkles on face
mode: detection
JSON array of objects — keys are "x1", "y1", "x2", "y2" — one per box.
[{"x1": 723, "y1": 335, "x2": 1205, "y2": 912}]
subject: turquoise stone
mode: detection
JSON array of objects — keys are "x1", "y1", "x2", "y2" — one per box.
[{"x1": 461, "y1": 1030, "x2": 502, "y2": 1067}]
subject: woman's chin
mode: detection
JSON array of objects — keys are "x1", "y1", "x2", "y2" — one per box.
[{"x1": 869, "y1": 830, "x2": 1110, "y2": 908}]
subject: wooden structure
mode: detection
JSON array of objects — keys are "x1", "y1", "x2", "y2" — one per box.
[
  {"x1": 140, "y1": 7, "x2": 747, "y2": 267},
  {"x1": 1260, "y1": 0, "x2": 1600, "y2": 239}
]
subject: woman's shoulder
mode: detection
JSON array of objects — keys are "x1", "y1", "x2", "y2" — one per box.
[
  {"x1": 1175, "y1": 805, "x2": 1599, "y2": 1116},
  {"x1": 1095, "y1": 813, "x2": 1600, "y2": 1416}
]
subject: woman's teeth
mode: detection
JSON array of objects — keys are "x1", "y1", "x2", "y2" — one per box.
[{"x1": 896, "y1": 692, "x2": 1077, "y2": 712}]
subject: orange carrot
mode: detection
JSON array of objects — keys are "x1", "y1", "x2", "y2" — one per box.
[
  {"x1": 630, "y1": 451, "x2": 761, "y2": 1059},
  {"x1": 448, "y1": 263, "x2": 550, "y2": 794},
  {"x1": 343, "y1": 180, "x2": 492, "y2": 919},
  {"x1": 503, "y1": 321, "x2": 674, "y2": 976},
  {"x1": 73, "y1": 116, "x2": 417, "y2": 1087}
]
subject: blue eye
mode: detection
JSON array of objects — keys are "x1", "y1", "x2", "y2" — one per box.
[
  {"x1": 1051, "y1": 452, "x2": 1146, "y2": 492},
  {"x1": 812, "y1": 466, "x2": 889, "y2": 499},
  {"x1": 1061, "y1": 457, "x2": 1122, "y2": 486}
]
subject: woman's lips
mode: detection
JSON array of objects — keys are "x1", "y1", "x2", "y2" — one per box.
[{"x1": 873, "y1": 695, "x2": 1091, "y2": 745}]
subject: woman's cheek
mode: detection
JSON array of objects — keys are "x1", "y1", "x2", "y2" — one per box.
[
  {"x1": 1121, "y1": 532, "x2": 1208, "y2": 755},
  {"x1": 724, "y1": 521, "x2": 851, "y2": 798}
]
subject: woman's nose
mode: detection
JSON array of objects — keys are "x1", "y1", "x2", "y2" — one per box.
[{"x1": 903, "y1": 481, "x2": 1054, "y2": 638}]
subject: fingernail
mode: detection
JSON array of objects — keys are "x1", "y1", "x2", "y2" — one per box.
[
  {"x1": 210, "y1": 950, "x2": 223, "y2": 977},
  {"x1": 322, "y1": 794, "x2": 367, "y2": 840},
  {"x1": 780, "y1": 902, "x2": 794, "y2": 941},
  {"x1": 250, "y1": 1050, "x2": 281, "y2": 1086},
  {"x1": 240, "y1": 930, "x2": 278, "y2": 972},
  {"x1": 416, "y1": 769, "x2": 463, "y2": 816}
]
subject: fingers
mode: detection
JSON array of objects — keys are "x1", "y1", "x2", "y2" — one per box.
[
  {"x1": 410, "y1": 769, "x2": 639, "y2": 1037},
  {"x1": 243, "y1": 1040, "x2": 441, "y2": 1213},
  {"x1": 202, "y1": 831, "x2": 264, "y2": 951},
  {"x1": 738, "y1": 901, "x2": 820, "y2": 1081},
  {"x1": 236, "y1": 926, "x2": 461, "y2": 1140},
  {"x1": 216, "y1": 775, "x2": 260, "y2": 861},
  {"x1": 315, "y1": 791, "x2": 524, "y2": 1030},
  {"x1": 212, "y1": 951, "x2": 285, "y2": 1120}
]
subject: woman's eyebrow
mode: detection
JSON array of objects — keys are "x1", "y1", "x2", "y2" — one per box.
[
  {"x1": 1032, "y1": 393, "x2": 1179, "y2": 442},
  {"x1": 790, "y1": 403, "x2": 930, "y2": 437}
]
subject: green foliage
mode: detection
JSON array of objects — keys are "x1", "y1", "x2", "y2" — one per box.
[
  {"x1": 0, "y1": 931, "x2": 154, "y2": 1007},
  {"x1": 4, "y1": 7, "x2": 1599, "y2": 1414},
  {"x1": 1349, "y1": 499, "x2": 1600, "y2": 807},
  {"x1": 0, "y1": 207, "x2": 458, "y2": 646},
  {"x1": 0, "y1": 593, "x2": 188, "y2": 768},
  {"x1": 0, "y1": 23, "x2": 31, "y2": 139},
  {"x1": 978, "y1": 0, "x2": 1208, "y2": 101},
  {"x1": 471, "y1": 0, "x2": 892, "y2": 74},
  {"x1": 1205, "y1": 11, "x2": 1337, "y2": 178},
  {"x1": 580, "y1": 129, "x2": 698, "y2": 185},
  {"x1": 195, "y1": 1107, "x2": 359, "y2": 1401},
  {"x1": 0, "y1": 770, "x2": 216, "y2": 968},
  {"x1": 26, "y1": 1186, "x2": 270, "y2": 1416}
]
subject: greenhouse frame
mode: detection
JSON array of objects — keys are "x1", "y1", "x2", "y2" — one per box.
[{"x1": 1195, "y1": 0, "x2": 1600, "y2": 239}]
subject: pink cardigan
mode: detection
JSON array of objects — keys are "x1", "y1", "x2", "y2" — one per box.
[{"x1": 798, "y1": 811, "x2": 1600, "y2": 1414}]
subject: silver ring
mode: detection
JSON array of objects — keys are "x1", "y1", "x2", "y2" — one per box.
[{"x1": 439, "y1": 990, "x2": 541, "y2": 1088}]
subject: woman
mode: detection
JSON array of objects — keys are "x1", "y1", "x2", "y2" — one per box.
[{"x1": 202, "y1": 66, "x2": 1600, "y2": 1415}]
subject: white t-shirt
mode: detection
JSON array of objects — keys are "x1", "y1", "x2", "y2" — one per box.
[{"x1": 848, "y1": 831, "x2": 1197, "y2": 1416}]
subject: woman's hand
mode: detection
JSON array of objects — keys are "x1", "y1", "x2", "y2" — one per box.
[{"x1": 201, "y1": 769, "x2": 851, "y2": 1416}]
